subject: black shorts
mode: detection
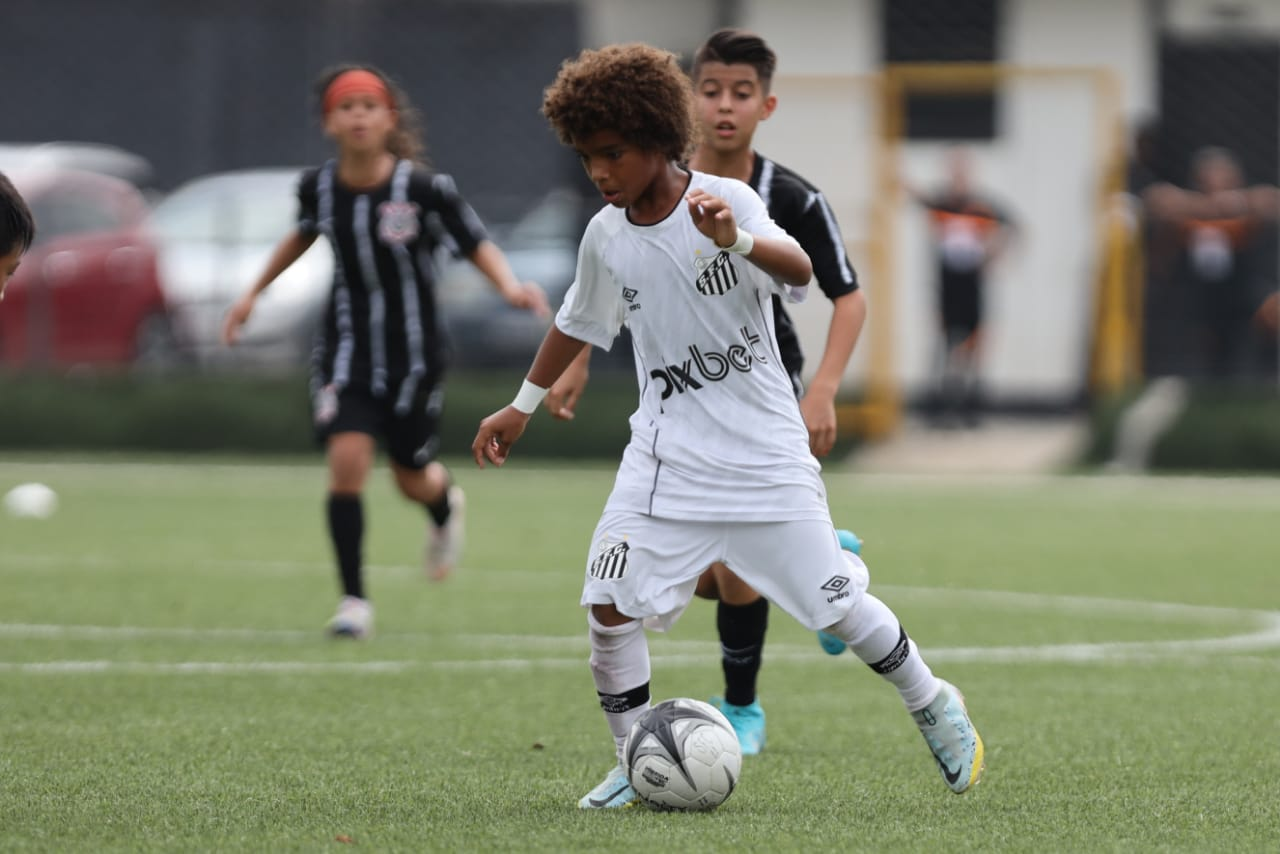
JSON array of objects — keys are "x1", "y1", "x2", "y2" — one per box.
[
  {"x1": 940, "y1": 270, "x2": 983, "y2": 335},
  {"x1": 313, "y1": 380, "x2": 445, "y2": 469}
]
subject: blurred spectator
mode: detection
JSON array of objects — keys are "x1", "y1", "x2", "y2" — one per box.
[
  {"x1": 1119, "y1": 119, "x2": 1197, "y2": 380},
  {"x1": 1145, "y1": 146, "x2": 1279, "y2": 380},
  {"x1": 906, "y1": 148, "x2": 1016, "y2": 427}
]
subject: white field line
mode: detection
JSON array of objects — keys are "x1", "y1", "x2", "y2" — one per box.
[
  {"x1": 0, "y1": 660, "x2": 411, "y2": 674},
  {"x1": 1, "y1": 587, "x2": 1278, "y2": 675}
]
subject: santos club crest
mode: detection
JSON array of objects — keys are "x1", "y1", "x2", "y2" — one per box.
[
  {"x1": 694, "y1": 251, "x2": 740, "y2": 296},
  {"x1": 377, "y1": 201, "x2": 421, "y2": 245}
]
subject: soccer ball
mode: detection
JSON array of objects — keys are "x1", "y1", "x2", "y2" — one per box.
[
  {"x1": 624, "y1": 697, "x2": 742, "y2": 811},
  {"x1": 3, "y1": 483, "x2": 58, "y2": 520}
]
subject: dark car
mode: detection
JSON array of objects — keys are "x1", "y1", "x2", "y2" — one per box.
[
  {"x1": 437, "y1": 188, "x2": 632, "y2": 370},
  {"x1": 0, "y1": 166, "x2": 174, "y2": 369}
]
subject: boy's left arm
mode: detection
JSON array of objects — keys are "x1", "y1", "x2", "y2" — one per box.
[
  {"x1": 801, "y1": 289, "x2": 867, "y2": 456},
  {"x1": 789, "y1": 191, "x2": 865, "y2": 456}
]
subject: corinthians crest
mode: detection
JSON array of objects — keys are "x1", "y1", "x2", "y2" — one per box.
[
  {"x1": 377, "y1": 200, "x2": 421, "y2": 245},
  {"x1": 693, "y1": 251, "x2": 740, "y2": 296}
]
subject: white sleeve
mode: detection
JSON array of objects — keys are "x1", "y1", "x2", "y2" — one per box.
[
  {"x1": 726, "y1": 180, "x2": 809, "y2": 304},
  {"x1": 553, "y1": 219, "x2": 627, "y2": 351}
]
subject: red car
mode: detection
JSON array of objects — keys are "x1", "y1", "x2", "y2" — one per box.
[{"x1": 0, "y1": 168, "x2": 174, "y2": 368}]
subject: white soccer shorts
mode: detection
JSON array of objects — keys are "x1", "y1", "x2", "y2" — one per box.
[{"x1": 579, "y1": 510, "x2": 869, "y2": 632}]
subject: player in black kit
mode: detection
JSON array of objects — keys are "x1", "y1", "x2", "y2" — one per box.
[{"x1": 224, "y1": 64, "x2": 548, "y2": 638}]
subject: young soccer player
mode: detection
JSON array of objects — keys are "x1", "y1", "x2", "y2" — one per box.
[
  {"x1": 0, "y1": 172, "x2": 35, "y2": 302},
  {"x1": 471, "y1": 43, "x2": 984, "y2": 808},
  {"x1": 223, "y1": 64, "x2": 548, "y2": 639},
  {"x1": 544, "y1": 29, "x2": 867, "y2": 754}
]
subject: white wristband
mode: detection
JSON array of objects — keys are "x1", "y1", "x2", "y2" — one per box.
[
  {"x1": 721, "y1": 227, "x2": 755, "y2": 255},
  {"x1": 510, "y1": 379, "x2": 548, "y2": 415}
]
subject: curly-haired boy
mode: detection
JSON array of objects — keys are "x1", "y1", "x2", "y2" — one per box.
[{"x1": 472, "y1": 43, "x2": 984, "y2": 808}]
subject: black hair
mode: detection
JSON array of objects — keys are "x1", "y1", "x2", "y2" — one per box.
[
  {"x1": 0, "y1": 172, "x2": 35, "y2": 256},
  {"x1": 692, "y1": 29, "x2": 778, "y2": 93}
]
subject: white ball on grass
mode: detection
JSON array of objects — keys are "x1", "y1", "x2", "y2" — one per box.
[{"x1": 3, "y1": 483, "x2": 59, "y2": 520}]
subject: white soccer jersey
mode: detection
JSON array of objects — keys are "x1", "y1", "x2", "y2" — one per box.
[{"x1": 555, "y1": 171, "x2": 831, "y2": 522}]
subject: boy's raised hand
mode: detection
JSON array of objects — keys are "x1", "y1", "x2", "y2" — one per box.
[{"x1": 686, "y1": 189, "x2": 738, "y2": 249}]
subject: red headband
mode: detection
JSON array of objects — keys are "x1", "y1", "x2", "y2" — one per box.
[{"x1": 323, "y1": 70, "x2": 391, "y2": 114}]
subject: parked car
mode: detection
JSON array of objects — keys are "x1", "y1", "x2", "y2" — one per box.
[
  {"x1": 146, "y1": 168, "x2": 332, "y2": 369},
  {"x1": 0, "y1": 164, "x2": 174, "y2": 369},
  {"x1": 0, "y1": 141, "x2": 156, "y2": 190},
  {"x1": 438, "y1": 187, "x2": 630, "y2": 370}
]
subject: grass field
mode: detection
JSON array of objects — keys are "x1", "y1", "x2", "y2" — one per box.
[{"x1": 2, "y1": 455, "x2": 1279, "y2": 852}]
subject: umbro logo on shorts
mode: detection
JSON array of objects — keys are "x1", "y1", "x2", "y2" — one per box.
[
  {"x1": 694, "y1": 251, "x2": 739, "y2": 296},
  {"x1": 590, "y1": 541, "x2": 629, "y2": 580},
  {"x1": 821, "y1": 575, "x2": 852, "y2": 604}
]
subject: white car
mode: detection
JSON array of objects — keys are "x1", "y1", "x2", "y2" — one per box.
[{"x1": 147, "y1": 168, "x2": 332, "y2": 368}]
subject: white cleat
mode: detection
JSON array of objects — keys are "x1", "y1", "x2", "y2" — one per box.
[
  {"x1": 426, "y1": 485, "x2": 465, "y2": 581},
  {"x1": 578, "y1": 764, "x2": 637, "y2": 809},
  {"x1": 913, "y1": 679, "x2": 985, "y2": 793},
  {"x1": 326, "y1": 596, "x2": 373, "y2": 640}
]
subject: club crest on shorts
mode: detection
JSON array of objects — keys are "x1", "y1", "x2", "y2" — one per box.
[
  {"x1": 590, "y1": 540, "x2": 630, "y2": 580},
  {"x1": 377, "y1": 200, "x2": 421, "y2": 245},
  {"x1": 694, "y1": 251, "x2": 739, "y2": 296}
]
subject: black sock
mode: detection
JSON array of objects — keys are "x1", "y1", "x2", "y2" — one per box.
[
  {"x1": 327, "y1": 493, "x2": 364, "y2": 600},
  {"x1": 425, "y1": 483, "x2": 452, "y2": 527},
  {"x1": 718, "y1": 597, "x2": 769, "y2": 707}
]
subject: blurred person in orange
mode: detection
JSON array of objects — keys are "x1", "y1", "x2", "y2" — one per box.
[
  {"x1": 906, "y1": 149, "x2": 1016, "y2": 428},
  {"x1": 0, "y1": 172, "x2": 35, "y2": 301},
  {"x1": 1145, "y1": 146, "x2": 1279, "y2": 379},
  {"x1": 223, "y1": 64, "x2": 548, "y2": 639},
  {"x1": 541, "y1": 29, "x2": 868, "y2": 754}
]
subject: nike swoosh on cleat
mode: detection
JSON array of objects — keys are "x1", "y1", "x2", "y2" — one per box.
[
  {"x1": 936, "y1": 757, "x2": 962, "y2": 785},
  {"x1": 587, "y1": 784, "x2": 631, "y2": 807}
]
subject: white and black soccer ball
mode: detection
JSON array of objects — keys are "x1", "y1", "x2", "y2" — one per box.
[{"x1": 624, "y1": 697, "x2": 742, "y2": 811}]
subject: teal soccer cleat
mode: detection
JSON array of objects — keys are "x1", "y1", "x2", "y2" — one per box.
[
  {"x1": 817, "y1": 529, "x2": 862, "y2": 655},
  {"x1": 710, "y1": 695, "x2": 766, "y2": 755}
]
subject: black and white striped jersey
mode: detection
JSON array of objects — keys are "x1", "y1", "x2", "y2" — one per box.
[
  {"x1": 748, "y1": 153, "x2": 860, "y2": 382},
  {"x1": 297, "y1": 159, "x2": 488, "y2": 409}
]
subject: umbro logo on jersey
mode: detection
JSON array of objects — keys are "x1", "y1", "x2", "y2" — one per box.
[
  {"x1": 649, "y1": 326, "x2": 770, "y2": 400},
  {"x1": 820, "y1": 574, "x2": 852, "y2": 603},
  {"x1": 622, "y1": 287, "x2": 638, "y2": 302},
  {"x1": 694, "y1": 251, "x2": 739, "y2": 296},
  {"x1": 590, "y1": 541, "x2": 629, "y2": 580}
]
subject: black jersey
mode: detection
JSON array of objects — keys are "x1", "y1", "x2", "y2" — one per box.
[
  {"x1": 748, "y1": 153, "x2": 860, "y2": 382},
  {"x1": 298, "y1": 159, "x2": 488, "y2": 413}
]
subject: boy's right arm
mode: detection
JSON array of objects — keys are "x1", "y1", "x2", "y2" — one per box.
[
  {"x1": 222, "y1": 229, "x2": 317, "y2": 345},
  {"x1": 472, "y1": 325, "x2": 590, "y2": 467},
  {"x1": 545, "y1": 345, "x2": 593, "y2": 420}
]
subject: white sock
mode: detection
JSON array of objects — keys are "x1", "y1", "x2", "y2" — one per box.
[
  {"x1": 588, "y1": 613, "x2": 651, "y2": 763},
  {"x1": 824, "y1": 592, "x2": 941, "y2": 712}
]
